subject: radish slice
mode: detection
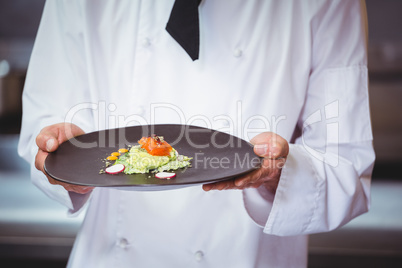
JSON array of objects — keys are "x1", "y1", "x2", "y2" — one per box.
[
  {"x1": 155, "y1": 172, "x2": 176, "y2": 179},
  {"x1": 105, "y1": 164, "x2": 125, "y2": 174}
]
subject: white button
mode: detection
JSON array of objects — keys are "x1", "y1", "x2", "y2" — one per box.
[
  {"x1": 194, "y1": 250, "x2": 204, "y2": 262},
  {"x1": 108, "y1": 103, "x2": 117, "y2": 112},
  {"x1": 134, "y1": 105, "x2": 145, "y2": 115},
  {"x1": 142, "y1": 38, "x2": 151, "y2": 47},
  {"x1": 117, "y1": 238, "x2": 129, "y2": 249},
  {"x1": 233, "y1": 49, "x2": 243, "y2": 57}
]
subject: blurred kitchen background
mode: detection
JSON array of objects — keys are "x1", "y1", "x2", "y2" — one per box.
[{"x1": 0, "y1": 0, "x2": 401, "y2": 267}]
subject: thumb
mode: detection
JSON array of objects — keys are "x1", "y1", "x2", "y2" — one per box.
[
  {"x1": 36, "y1": 123, "x2": 85, "y2": 153},
  {"x1": 251, "y1": 132, "x2": 289, "y2": 159},
  {"x1": 45, "y1": 137, "x2": 59, "y2": 152},
  {"x1": 253, "y1": 142, "x2": 282, "y2": 159},
  {"x1": 36, "y1": 130, "x2": 60, "y2": 153}
]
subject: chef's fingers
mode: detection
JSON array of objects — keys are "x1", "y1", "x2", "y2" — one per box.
[
  {"x1": 70, "y1": 186, "x2": 94, "y2": 194},
  {"x1": 35, "y1": 148, "x2": 93, "y2": 194},
  {"x1": 234, "y1": 166, "x2": 264, "y2": 188},
  {"x1": 35, "y1": 148, "x2": 48, "y2": 172},
  {"x1": 203, "y1": 166, "x2": 268, "y2": 191},
  {"x1": 202, "y1": 184, "x2": 214, "y2": 191},
  {"x1": 36, "y1": 127, "x2": 60, "y2": 153},
  {"x1": 36, "y1": 123, "x2": 85, "y2": 153},
  {"x1": 34, "y1": 123, "x2": 92, "y2": 194},
  {"x1": 203, "y1": 174, "x2": 270, "y2": 192},
  {"x1": 203, "y1": 157, "x2": 286, "y2": 192},
  {"x1": 234, "y1": 158, "x2": 285, "y2": 188},
  {"x1": 59, "y1": 181, "x2": 94, "y2": 194},
  {"x1": 202, "y1": 179, "x2": 236, "y2": 191},
  {"x1": 251, "y1": 132, "x2": 289, "y2": 159},
  {"x1": 46, "y1": 171, "x2": 94, "y2": 194},
  {"x1": 48, "y1": 176, "x2": 94, "y2": 194}
]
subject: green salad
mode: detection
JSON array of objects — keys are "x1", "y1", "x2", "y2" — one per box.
[{"x1": 114, "y1": 145, "x2": 192, "y2": 174}]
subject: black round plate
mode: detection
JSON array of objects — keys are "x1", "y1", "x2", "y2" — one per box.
[{"x1": 44, "y1": 124, "x2": 261, "y2": 191}]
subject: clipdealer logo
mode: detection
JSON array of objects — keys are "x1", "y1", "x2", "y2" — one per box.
[
  {"x1": 62, "y1": 100, "x2": 339, "y2": 167},
  {"x1": 301, "y1": 100, "x2": 339, "y2": 167},
  {"x1": 63, "y1": 101, "x2": 286, "y2": 148}
]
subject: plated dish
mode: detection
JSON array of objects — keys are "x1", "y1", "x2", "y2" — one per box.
[
  {"x1": 103, "y1": 135, "x2": 192, "y2": 175},
  {"x1": 44, "y1": 124, "x2": 261, "y2": 191}
]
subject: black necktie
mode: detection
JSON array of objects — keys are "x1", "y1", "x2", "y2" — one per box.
[{"x1": 166, "y1": 0, "x2": 202, "y2": 61}]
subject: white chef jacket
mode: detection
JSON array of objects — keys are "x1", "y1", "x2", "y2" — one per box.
[{"x1": 18, "y1": 0, "x2": 375, "y2": 267}]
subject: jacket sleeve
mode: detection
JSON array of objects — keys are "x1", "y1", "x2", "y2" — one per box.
[
  {"x1": 244, "y1": 0, "x2": 375, "y2": 236},
  {"x1": 18, "y1": 0, "x2": 94, "y2": 215}
]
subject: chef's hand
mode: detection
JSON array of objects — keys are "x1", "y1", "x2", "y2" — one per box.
[
  {"x1": 202, "y1": 132, "x2": 289, "y2": 194},
  {"x1": 35, "y1": 123, "x2": 94, "y2": 194}
]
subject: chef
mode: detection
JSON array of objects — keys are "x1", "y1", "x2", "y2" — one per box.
[{"x1": 18, "y1": 0, "x2": 375, "y2": 267}]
